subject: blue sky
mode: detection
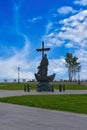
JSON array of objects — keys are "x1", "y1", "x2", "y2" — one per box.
[{"x1": 0, "y1": 0, "x2": 87, "y2": 81}]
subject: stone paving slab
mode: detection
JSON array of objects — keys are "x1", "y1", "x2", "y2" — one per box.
[{"x1": 0, "y1": 103, "x2": 87, "y2": 130}]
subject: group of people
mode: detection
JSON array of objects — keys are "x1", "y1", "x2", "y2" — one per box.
[
  {"x1": 50, "y1": 84, "x2": 65, "y2": 92},
  {"x1": 24, "y1": 84, "x2": 30, "y2": 92},
  {"x1": 24, "y1": 83, "x2": 65, "y2": 92},
  {"x1": 59, "y1": 84, "x2": 65, "y2": 92}
]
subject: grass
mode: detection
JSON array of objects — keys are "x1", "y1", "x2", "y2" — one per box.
[
  {"x1": 0, "y1": 83, "x2": 24, "y2": 90},
  {"x1": 0, "y1": 83, "x2": 87, "y2": 114},
  {"x1": 52, "y1": 83, "x2": 87, "y2": 90},
  {"x1": 0, "y1": 82, "x2": 87, "y2": 90},
  {"x1": 0, "y1": 94, "x2": 87, "y2": 114},
  {"x1": 0, "y1": 82, "x2": 36, "y2": 90}
]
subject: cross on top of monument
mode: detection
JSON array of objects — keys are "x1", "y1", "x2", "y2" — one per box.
[{"x1": 36, "y1": 41, "x2": 50, "y2": 58}]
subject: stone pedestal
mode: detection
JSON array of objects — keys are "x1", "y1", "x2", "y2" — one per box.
[{"x1": 37, "y1": 82, "x2": 52, "y2": 92}]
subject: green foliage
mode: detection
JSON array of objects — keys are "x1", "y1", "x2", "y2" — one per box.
[{"x1": 0, "y1": 94, "x2": 87, "y2": 114}]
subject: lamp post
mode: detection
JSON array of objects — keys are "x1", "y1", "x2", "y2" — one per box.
[{"x1": 18, "y1": 67, "x2": 20, "y2": 83}]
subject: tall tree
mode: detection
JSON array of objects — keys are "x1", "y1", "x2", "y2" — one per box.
[
  {"x1": 77, "y1": 65, "x2": 81, "y2": 81},
  {"x1": 65, "y1": 53, "x2": 81, "y2": 82},
  {"x1": 71, "y1": 56, "x2": 80, "y2": 81},
  {"x1": 65, "y1": 53, "x2": 73, "y2": 82}
]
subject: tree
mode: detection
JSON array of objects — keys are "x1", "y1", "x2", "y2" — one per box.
[
  {"x1": 65, "y1": 52, "x2": 81, "y2": 82},
  {"x1": 65, "y1": 53, "x2": 73, "y2": 82},
  {"x1": 71, "y1": 56, "x2": 80, "y2": 81},
  {"x1": 77, "y1": 65, "x2": 81, "y2": 81}
]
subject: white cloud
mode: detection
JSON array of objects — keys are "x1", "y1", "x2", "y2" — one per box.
[
  {"x1": 65, "y1": 43, "x2": 74, "y2": 48},
  {"x1": 42, "y1": 7, "x2": 87, "y2": 79},
  {"x1": 0, "y1": 45, "x2": 39, "y2": 81},
  {"x1": 52, "y1": 13, "x2": 58, "y2": 18},
  {"x1": 44, "y1": 10, "x2": 87, "y2": 48},
  {"x1": 58, "y1": 10, "x2": 87, "y2": 47},
  {"x1": 49, "y1": 58, "x2": 66, "y2": 73},
  {"x1": 43, "y1": 32, "x2": 64, "y2": 47},
  {"x1": 45, "y1": 22, "x2": 53, "y2": 34},
  {"x1": 57, "y1": 6, "x2": 77, "y2": 15},
  {"x1": 0, "y1": 45, "x2": 28, "y2": 80},
  {"x1": 74, "y1": 0, "x2": 87, "y2": 6},
  {"x1": 28, "y1": 16, "x2": 42, "y2": 23},
  {"x1": 0, "y1": 33, "x2": 38, "y2": 81},
  {"x1": 60, "y1": 10, "x2": 87, "y2": 23},
  {"x1": 48, "y1": 58, "x2": 67, "y2": 80},
  {"x1": 74, "y1": 49, "x2": 87, "y2": 79},
  {"x1": 2, "y1": 3, "x2": 87, "y2": 81},
  {"x1": 0, "y1": 32, "x2": 66, "y2": 81}
]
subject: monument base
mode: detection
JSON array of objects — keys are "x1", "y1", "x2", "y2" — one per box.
[{"x1": 37, "y1": 82, "x2": 53, "y2": 92}]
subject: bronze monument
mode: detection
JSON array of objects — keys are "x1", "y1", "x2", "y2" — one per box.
[{"x1": 35, "y1": 41, "x2": 55, "y2": 91}]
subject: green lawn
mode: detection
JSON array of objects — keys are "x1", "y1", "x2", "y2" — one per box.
[
  {"x1": 53, "y1": 83, "x2": 87, "y2": 90},
  {"x1": 0, "y1": 83, "x2": 23, "y2": 90},
  {"x1": 0, "y1": 94, "x2": 87, "y2": 114},
  {"x1": 0, "y1": 83, "x2": 36, "y2": 90},
  {"x1": 0, "y1": 82, "x2": 87, "y2": 90}
]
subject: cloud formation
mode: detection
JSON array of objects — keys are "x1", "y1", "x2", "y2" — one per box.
[
  {"x1": 44, "y1": 9, "x2": 87, "y2": 48},
  {"x1": 0, "y1": 32, "x2": 39, "y2": 81},
  {"x1": 42, "y1": 3, "x2": 87, "y2": 79},
  {"x1": 1, "y1": 0, "x2": 87, "y2": 81},
  {"x1": 74, "y1": 0, "x2": 87, "y2": 6},
  {"x1": 28, "y1": 16, "x2": 42, "y2": 23},
  {"x1": 57, "y1": 6, "x2": 77, "y2": 15}
]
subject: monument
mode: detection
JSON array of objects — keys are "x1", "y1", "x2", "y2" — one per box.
[{"x1": 35, "y1": 41, "x2": 55, "y2": 91}]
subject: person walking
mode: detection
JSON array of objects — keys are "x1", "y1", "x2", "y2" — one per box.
[
  {"x1": 63, "y1": 84, "x2": 65, "y2": 91},
  {"x1": 59, "y1": 84, "x2": 62, "y2": 92},
  {"x1": 27, "y1": 84, "x2": 30, "y2": 92},
  {"x1": 24, "y1": 84, "x2": 27, "y2": 92}
]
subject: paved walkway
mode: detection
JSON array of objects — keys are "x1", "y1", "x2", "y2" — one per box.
[
  {"x1": 0, "y1": 90, "x2": 87, "y2": 97},
  {"x1": 0, "y1": 90, "x2": 87, "y2": 130},
  {"x1": 0, "y1": 103, "x2": 87, "y2": 130}
]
